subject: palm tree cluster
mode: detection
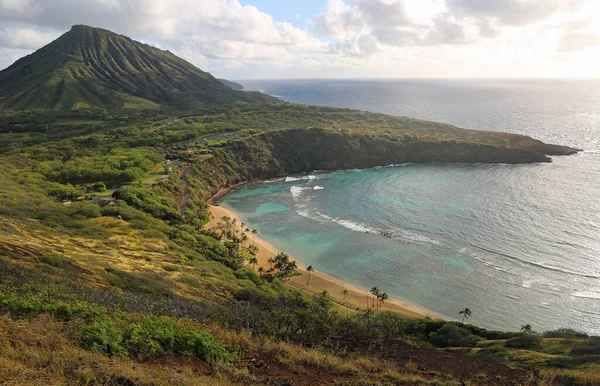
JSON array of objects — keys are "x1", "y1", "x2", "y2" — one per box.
[
  {"x1": 369, "y1": 287, "x2": 389, "y2": 308},
  {"x1": 268, "y1": 252, "x2": 298, "y2": 282},
  {"x1": 214, "y1": 216, "x2": 259, "y2": 270}
]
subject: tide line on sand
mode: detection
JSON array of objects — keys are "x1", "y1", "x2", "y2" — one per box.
[{"x1": 208, "y1": 204, "x2": 441, "y2": 319}]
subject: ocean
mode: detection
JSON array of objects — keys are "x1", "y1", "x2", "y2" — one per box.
[{"x1": 222, "y1": 79, "x2": 600, "y2": 334}]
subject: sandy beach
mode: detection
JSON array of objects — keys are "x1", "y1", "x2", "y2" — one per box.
[{"x1": 209, "y1": 204, "x2": 440, "y2": 319}]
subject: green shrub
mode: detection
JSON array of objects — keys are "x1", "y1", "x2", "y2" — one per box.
[
  {"x1": 124, "y1": 316, "x2": 178, "y2": 359},
  {"x1": 544, "y1": 328, "x2": 589, "y2": 339},
  {"x1": 93, "y1": 182, "x2": 107, "y2": 192},
  {"x1": 123, "y1": 316, "x2": 235, "y2": 362},
  {"x1": 79, "y1": 319, "x2": 126, "y2": 356},
  {"x1": 571, "y1": 338, "x2": 600, "y2": 356},
  {"x1": 429, "y1": 323, "x2": 482, "y2": 347},
  {"x1": 505, "y1": 334, "x2": 542, "y2": 349},
  {"x1": 235, "y1": 267, "x2": 263, "y2": 286},
  {"x1": 69, "y1": 201, "x2": 102, "y2": 218},
  {"x1": 0, "y1": 292, "x2": 105, "y2": 320},
  {"x1": 76, "y1": 314, "x2": 234, "y2": 362},
  {"x1": 117, "y1": 187, "x2": 182, "y2": 223},
  {"x1": 45, "y1": 182, "x2": 81, "y2": 201}
]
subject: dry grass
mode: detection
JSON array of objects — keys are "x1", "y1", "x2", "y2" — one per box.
[
  {"x1": 0, "y1": 216, "x2": 241, "y2": 303},
  {"x1": 0, "y1": 315, "x2": 478, "y2": 386},
  {"x1": 541, "y1": 367, "x2": 600, "y2": 385},
  {"x1": 0, "y1": 315, "x2": 231, "y2": 386}
]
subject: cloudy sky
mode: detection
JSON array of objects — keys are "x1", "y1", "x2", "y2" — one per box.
[{"x1": 1, "y1": 0, "x2": 599, "y2": 79}]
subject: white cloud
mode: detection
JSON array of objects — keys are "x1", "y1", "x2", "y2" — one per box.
[
  {"x1": 0, "y1": 0, "x2": 598, "y2": 78},
  {"x1": 445, "y1": 0, "x2": 583, "y2": 27},
  {"x1": 558, "y1": 31, "x2": 600, "y2": 52},
  {"x1": 0, "y1": 26, "x2": 58, "y2": 49},
  {"x1": 0, "y1": 0, "x2": 40, "y2": 15}
]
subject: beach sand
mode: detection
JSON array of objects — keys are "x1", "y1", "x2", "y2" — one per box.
[{"x1": 209, "y1": 204, "x2": 440, "y2": 319}]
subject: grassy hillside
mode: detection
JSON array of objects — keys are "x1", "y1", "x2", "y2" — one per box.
[
  {"x1": 0, "y1": 25, "x2": 277, "y2": 112},
  {"x1": 0, "y1": 103, "x2": 592, "y2": 385}
]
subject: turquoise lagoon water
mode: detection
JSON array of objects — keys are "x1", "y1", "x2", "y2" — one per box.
[{"x1": 221, "y1": 79, "x2": 600, "y2": 334}]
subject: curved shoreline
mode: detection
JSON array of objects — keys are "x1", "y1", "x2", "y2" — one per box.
[{"x1": 209, "y1": 204, "x2": 445, "y2": 320}]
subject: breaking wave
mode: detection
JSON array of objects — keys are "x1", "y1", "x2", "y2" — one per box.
[
  {"x1": 573, "y1": 291, "x2": 600, "y2": 300},
  {"x1": 314, "y1": 210, "x2": 440, "y2": 245},
  {"x1": 285, "y1": 174, "x2": 320, "y2": 182}
]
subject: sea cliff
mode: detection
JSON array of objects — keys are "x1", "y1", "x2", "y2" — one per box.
[{"x1": 187, "y1": 127, "x2": 578, "y2": 206}]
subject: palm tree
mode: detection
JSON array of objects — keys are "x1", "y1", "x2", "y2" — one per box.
[
  {"x1": 251, "y1": 229, "x2": 258, "y2": 245},
  {"x1": 377, "y1": 292, "x2": 389, "y2": 307},
  {"x1": 257, "y1": 267, "x2": 265, "y2": 277},
  {"x1": 370, "y1": 287, "x2": 380, "y2": 307},
  {"x1": 342, "y1": 289, "x2": 348, "y2": 301},
  {"x1": 520, "y1": 324, "x2": 533, "y2": 334},
  {"x1": 221, "y1": 215, "x2": 230, "y2": 227},
  {"x1": 306, "y1": 265, "x2": 314, "y2": 285},
  {"x1": 248, "y1": 257, "x2": 258, "y2": 271},
  {"x1": 459, "y1": 308, "x2": 472, "y2": 324}
]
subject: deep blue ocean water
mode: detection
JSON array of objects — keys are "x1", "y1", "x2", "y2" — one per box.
[{"x1": 222, "y1": 79, "x2": 600, "y2": 334}]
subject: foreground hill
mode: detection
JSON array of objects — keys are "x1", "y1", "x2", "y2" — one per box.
[{"x1": 0, "y1": 25, "x2": 277, "y2": 111}]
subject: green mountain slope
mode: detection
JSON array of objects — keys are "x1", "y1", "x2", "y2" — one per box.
[
  {"x1": 218, "y1": 79, "x2": 245, "y2": 90},
  {"x1": 0, "y1": 25, "x2": 277, "y2": 111}
]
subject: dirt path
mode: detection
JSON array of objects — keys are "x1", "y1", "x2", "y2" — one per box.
[
  {"x1": 179, "y1": 164, "x2": 191, "y2": 215},
  {"x1": 147, "y1": 124, "x2": 165, "y2": 133}
]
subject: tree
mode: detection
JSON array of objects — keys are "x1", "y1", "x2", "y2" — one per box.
[
  {"x1": 93, "y1": 181, "x2": 107, "y2": 193},
  {"x1": 248, "y1": 257, "x2": 258, "y2": 271},
  {"x1": 342, "y1": 289, "x2": 348, "y2": 301},
  {"x1": 370, "y1": 287, "x2": 380, "y2": 307},
  {"x1": 459, "y1": 308, "x2": 472, "y2": 324},
  {"x1": 251, "y1": 229, "x2": 257, "y2": 245},
  {"x1": 306, "y1": 265, "x2": 314, "y2": 285},
  {"x1": 377, "y1": 292, "x2": 389, "y2": 307},
  {"x1": 520, "y1": 324, "x2": 533, "y2": 334},
  {"x1": 219, "y1": 216, "x2": 231, "y2": 231},
  {"x1": 247, "y1": 245, "x2": 259, "y2": 257},
  {"x1": 257, "y1": 267, "x2": 264, "y2": 277},
  {"x1": 272, "y1": 252, "x2": 297, "y2": 282}
]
